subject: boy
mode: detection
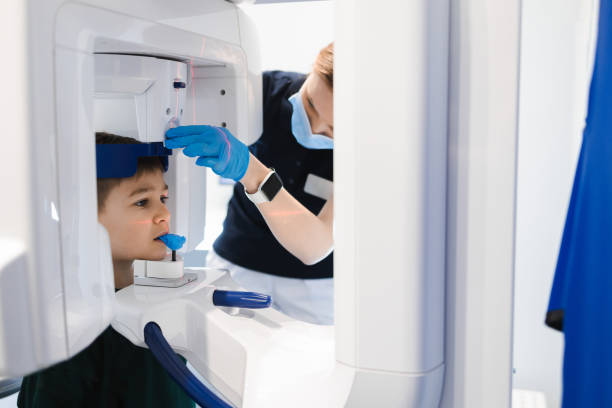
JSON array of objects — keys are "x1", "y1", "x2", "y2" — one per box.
[{"x1": 18, "y1": 132, "x2": 194, "y2": 407}]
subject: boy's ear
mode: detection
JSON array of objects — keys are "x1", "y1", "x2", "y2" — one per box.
[
  {"x1": 97, "y1": 197, "x2": 110, "y2": 219},
  {"x1": 97, "y1": 199, "x2": 105, "y2": 215}
]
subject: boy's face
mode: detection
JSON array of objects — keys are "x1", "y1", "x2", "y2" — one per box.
[{"x1": 98, "y1": 169, "x2": 170, "y2": 262}]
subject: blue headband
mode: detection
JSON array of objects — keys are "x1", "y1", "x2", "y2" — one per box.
[{"x1": 96, "y1": 142, "x2": 172, "y2": 178}]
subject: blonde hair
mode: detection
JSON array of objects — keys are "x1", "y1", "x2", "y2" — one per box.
[{"x1": 313, "y1": 42, "x2": 333, "y2": 89}]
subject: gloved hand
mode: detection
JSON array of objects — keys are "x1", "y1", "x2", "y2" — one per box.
[
  {"x1": 157, "y1": 233, "x2": 186, "y2": 251},
  {"x1": 165, "y1": 125, "x2": 250, "y2": 181}
]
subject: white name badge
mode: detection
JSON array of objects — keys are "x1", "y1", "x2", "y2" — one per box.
[{"x1": 304, "y1": 173, "x2": 333, "y2": 200}]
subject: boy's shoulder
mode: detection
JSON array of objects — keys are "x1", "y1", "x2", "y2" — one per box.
[
  {"x1": 18, "y1": 326, "x2": 194, "y2": 408},
  {"x1": 18, "y1": 326, "x2": 112, "y2": 407}
]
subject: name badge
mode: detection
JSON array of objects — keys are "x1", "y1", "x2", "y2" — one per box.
[{"x1": 304, "y1": 173, "x2": 333, "y2": 200}]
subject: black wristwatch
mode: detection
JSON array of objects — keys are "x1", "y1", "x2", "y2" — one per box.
[{"x1": 244, "y1": 169, "x2": 283, "y2": 204}]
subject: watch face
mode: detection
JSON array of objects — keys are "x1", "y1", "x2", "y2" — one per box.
[{"x1": 261, "y1": 172, "x2": 283, "y2": 201}]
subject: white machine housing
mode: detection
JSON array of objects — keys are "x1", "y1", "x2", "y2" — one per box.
[
  {"x1": 1, "y1": 0, "x2": 521, "y2": 407},
  {"x1": 1, "y1": 0, "x2": 262, "y2": 377}
]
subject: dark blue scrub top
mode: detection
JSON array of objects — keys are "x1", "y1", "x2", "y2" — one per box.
[{"x1": 213, "y1": 71, "x2": 333, "y2": 279}]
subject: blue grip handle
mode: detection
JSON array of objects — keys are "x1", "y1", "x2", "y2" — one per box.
[
  {"x1": 144, "y1": 322, "x2": 233, "y2": 408},
  {"x1": 212, "y1": 290, "x2": 271, "y2": 309}
]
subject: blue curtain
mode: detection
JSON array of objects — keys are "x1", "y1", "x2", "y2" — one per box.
[{"x1": 546, "y1": 1, "x2": 612, "y2": 406}]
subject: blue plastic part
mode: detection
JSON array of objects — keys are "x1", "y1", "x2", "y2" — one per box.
[
  {"x1": 173, "y1": 81, "x2": 186, "y2": 89},
  {"x1": 96, "y1": 142, "x2": 172, "y2": 178},
  {"x1": 157, "y1": 233, "x2": 186, "y2": 251},
  {"x1": 144, "y1": 322, "x2": 233, "y2": 408},
  {"x1": 212, "y1": 290, "x2": 271, "y2": 309}
]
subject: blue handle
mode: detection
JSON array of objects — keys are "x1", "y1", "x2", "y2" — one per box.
[
  {"x1": 212, "y1": 290, "x2": 271, "y2": 309},
  {"x1": 144, "y1": 322, "x2": 233, "y2": 408}
]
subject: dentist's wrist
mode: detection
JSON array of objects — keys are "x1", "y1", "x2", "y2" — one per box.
[{"x1": 240, "y1": 153, "x2": 273, "y2": 194}]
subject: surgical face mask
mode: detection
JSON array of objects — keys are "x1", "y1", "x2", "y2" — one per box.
[{"x1": 288, "y1": 92, "x2": 334, "y2": 150}]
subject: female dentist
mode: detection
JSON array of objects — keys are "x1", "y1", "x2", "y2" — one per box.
[{"x1": 166, "y1": 43, "x2": 334, "y2": 325}]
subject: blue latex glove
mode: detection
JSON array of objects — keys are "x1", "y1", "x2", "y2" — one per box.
[
  {"x1": 157, "y1": 234, "x2": 186, "y2": 251},
  {"x1": 165, "y1": 125, "x2": 250, "y2": 181}
]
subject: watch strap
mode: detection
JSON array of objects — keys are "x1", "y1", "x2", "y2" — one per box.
[{"x1": 245, "y1": 169, "x2": 282, "y2": 204}]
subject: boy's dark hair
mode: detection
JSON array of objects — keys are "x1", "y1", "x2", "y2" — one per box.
[{"x1": 96, "y1": 132, "x2": 165, "y2": 211}]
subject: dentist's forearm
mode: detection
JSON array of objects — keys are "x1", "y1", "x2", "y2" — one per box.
[
  {"x1": 240, "y1": 153, "x2": 334, "y2": 265},
  {"x1": 259, "y1": 188, "x2": 334, "y2": 265},
  {"x1": 240, "y1": 153, "x2": 272, "y2": 194}
]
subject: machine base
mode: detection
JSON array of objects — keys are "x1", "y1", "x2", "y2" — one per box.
[{"x1": 134, "y1": 272, "x2": 198, "y2": 288}]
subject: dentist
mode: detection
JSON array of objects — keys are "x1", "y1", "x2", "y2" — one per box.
[{"x1": 165, "y1": 43, "x2": 334, "y2": 325}]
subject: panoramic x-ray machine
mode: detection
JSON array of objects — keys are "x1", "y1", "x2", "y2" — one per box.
[{"x1": 1, "y1": 0, "x2": 520, "y2": 407}]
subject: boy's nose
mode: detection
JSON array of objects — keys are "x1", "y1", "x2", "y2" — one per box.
[{"x1": 153, "y1": 206, "x2": 171, "y2": 225}]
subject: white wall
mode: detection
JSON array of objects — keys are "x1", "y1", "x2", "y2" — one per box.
[
  {"x1": 240, "y1": 1, "x2": 334, "y2": 73},
  {"x1": 513, "y1": 1, "x2": 599, "y2": 407}
]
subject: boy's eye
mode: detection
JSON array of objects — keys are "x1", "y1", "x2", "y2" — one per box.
[
  {"x1": 135, "y1": 199, "x2": 148, "y2": 207},
  {"x1": 161, "y1": 195, "x2": 169, "y2": 204}
]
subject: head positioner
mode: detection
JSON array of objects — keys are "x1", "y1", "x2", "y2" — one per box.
[{"x1": 96, "y1": 142, "x2": 173, "y2": 178}]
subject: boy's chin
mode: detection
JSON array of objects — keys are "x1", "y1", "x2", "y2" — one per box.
[
  {"x1": 136, "y1": 248, "x2": 168, "y2": 262},
  {"x1": 148, "y1": 251, "x2": 168, "y2": 261}
]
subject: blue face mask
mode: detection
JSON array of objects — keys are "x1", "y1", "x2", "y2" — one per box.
[{"x1": 288, "y1": 92, "x2": 333, "y2": 150}]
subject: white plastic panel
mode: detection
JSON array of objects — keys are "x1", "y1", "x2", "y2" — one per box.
[
  {"x1": 335, "y1": 0, "x2": 448, "y2": 375},
  {"x1": 188, "y1": 69, "x2": 262, "y2": 146},
  {"x1": 94, "y1": 54, "x2": 188, "y2": 142},
  {"x1": 342, "y1": 366, "x2": 445, "y2": 408},
  {"x1": 0, "y1": 0, "x2": 37, "y2": 377},
  {"x1": 55, "y1": 4, "x2": 247, "y2": 75},
  {"x1": 1, "y1": 0, "x2": 260, "y2": 377},
  {"x1": 77, "y1": 0, "x2": 242, "y2": 44},
  {"x1": 4, "y1": 0, "x2": 69, "y2": 376},
  {"x1": 441, "y1": 0, "x2": 521, "y2": 407},
  {"x1": 237, "y1": 7, "x2": 263, "y2": 144},
  {"x1": 0, "y1": 0, "x2": 30, "y2": 246},
  {"x1": 159, "y1": 3, "x2": 241, "y2": 45},
  {"x1": 170, "y1": 151, "x2": 207, "y2": 252},
  {"x1": 55, "y1": 47, "x2": 115, "y2": 355},
  {"x1": 187, "y1": 73, "x2": 242, "y2": 135},
  {"x1": 112, "y1": 269, "x2": 352, "y2": 408},
  {"x1": 55, "y1": 2, "x2": 261, "y2": 145},
  {"x1": 0, "y1": 240, "x2": 36, "y2": 376}
]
